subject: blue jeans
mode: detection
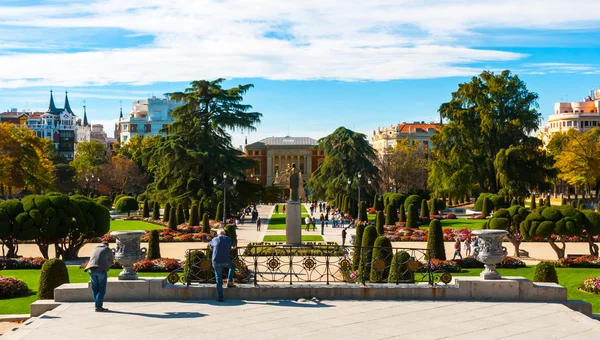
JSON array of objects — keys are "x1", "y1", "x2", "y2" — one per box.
[
  {"x1": 213, "y1": 262, "x2": 236, "y2": 300},
  {"x1": 89, "y1": 268, "x2": 108, "y2": 310}
]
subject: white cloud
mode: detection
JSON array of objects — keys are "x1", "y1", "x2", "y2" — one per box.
[{"x1": 0, "y1": 0, "x2": 599, "y2": 87}]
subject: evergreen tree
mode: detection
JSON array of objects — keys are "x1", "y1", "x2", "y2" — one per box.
[
  {"x1": 538, "y1": 198, "x2": 544, "y2": 207},
  {"x1": 358, "y1": 226, "x2": 378, "y2": 281},
  {"x1": 545, "y1": 195, "x2": 551, "y2": 207},
  {"x1": 142, "y1": 199, "x2": 150, "y2": 218},
  {"x1": 426, "y1": 219, "x2": 446, "y2": 260},
  {"x1": 406, "y1": 204, "x2": 418, "y2": 228},
  {"x1": 420, "y1": 199, "x2": 429, "y2": 218},
  {"x1": 176, "y1": 203, "x2": 185, "y2": 225},
  {"x1": 399, "y1": 205, "x2": 406, "y2": 223},
  {"x1": 376, "y1": 211, "x2": 385, "y2": 235},
  {"x1": 481, "y1": 196, "x2": 491, "y2": 217},
  {"x1": 215, "y1": 202, "x2": 223, "y2": 222},
  {"x1": 147, "y1": 229, "x2": 161, "y2": 259},
  {"x1": 369, "y1": 236, "x2": 392, "y2": 282},
  {"x1": 372, "y1": 194, "x2": 379, "y2": 209},
  {"x1": 359, "y1": 201, "x2": 367, "y2": 222},
  {"x1": 189, "y1": 203, "x2": 199, "y2": 226},
  {"x1": 168, "y1": 207, "x2": 177, "y2": 230},
  {"x1": 352, "y1": 223, "x2": 366, "y2": 270},
  {"x1": 511, "y1": 198, "x2": 518, "y2": 206},
  {"x1": 152, "y1": 201, "x2": 160, "y2": 220},
  {"x1": 198, "y1": 203, "x2": 205, "y2": 220},
  {"x1": 163, "y1": 202, "x2": 171, "y2": 222},
  {"x1": 202, "y1": 213, "x2": 210, "y2": 233}
]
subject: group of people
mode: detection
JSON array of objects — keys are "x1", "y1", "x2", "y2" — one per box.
[{"x1": 452, "y1": 236, "x2": 478, "y2": 260}]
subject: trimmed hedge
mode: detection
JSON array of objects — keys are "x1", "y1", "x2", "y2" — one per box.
[
  {"x1": 533, "y1": 261, "x2": 558, "y2": 284},
  {"x1": 38, "y1": 258, "x2": 69, "y2": 299},
  {"x1": 388, "y1": 251, "x2": 413, "y2": 283},
  {"x1": 152, "y1": 201, "x2": 160, "y2": 220},
  {"x1": 202, "y1": 213, "x2": 210, "y2": 233},
  {"x1": 369, "y1": 236, "x2": 392, "y2": 283},
  {"x1": 147, "y1": 229, "x2": 161, "y2": 260},
  {"x1": 399, "y1": 205, "x2": 406, "y2": 223},
  {"x1": 481, "y1": 196, "x2": 491, "y2": 217},
  {"x1": 95, "y1": 196, "x2": 112, "y2": 210},
  {"x1": 215, "y1": 202, "x2": 223, "y2": 222},
  {"x1": 0, "y1": 276, "x2": 29, "y2": 299},
  {"x1": 176, "y1": 203, "x2": 185, "y2": 225},
  {"x1": 420, "y1": 199, "x2": 429, "y2": 218},
  {"x1": 189, "y1": 203, "x2": 199, "y2": 226},
  {"x1": 426, "y1": 219, "x2": 446, "y2": 260},
  {"x1": 359, "y1": 201, "x2": 367, "y2": 222},
  {"x1": 142, "y1": 199, "x2": 150, "y2": 218},
  {"x1": 358, "y1": 226, "x2": 378, "y2": 281},
  {"x1": 376, "y1": 211, "x2": 385, "y2": 235},
  {"x1": 168, "y1": 207, "x2": 177, "y2": 230},
  {"x1": 404, "y1": 195, "x2": 421, "y2": 210},
  {"x1": 384, "y1": 204, "x2": 397, "y2": 226},
  {"x1": 352, "y1": 223, "x2": 366, "y2": 270},
  {"x1": 406, "y1": 204, "x2": 418, "y2": 228},
  {"x1": 163, "y1": 202, "x2": 171, "y2": 222},
  {"x1": 115, "y1": 196, "x2": 139, "y2": 216}
]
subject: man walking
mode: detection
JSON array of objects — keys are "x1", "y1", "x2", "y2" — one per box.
[
  {"x1": 209, "y1": 230, "x2": 236, "y2": 302},
  {"x1": 84, "y1": 241, "x2": 114, "y2": 312},
  {"x1": 452, "y1": 238, "x2": 463, "y2": 260},
  {"x1": 305, "y1": 215, "x2": 311, "y2": 231},
  {"x1": 256, "y1": 217, "x2": 261, "y2": 231},
  {"x1": 275, "y1": 204, "x2": 279, "y2": 214},
  {"x1": 342, "y1": 227, "x2": 347, "y2": 246}
]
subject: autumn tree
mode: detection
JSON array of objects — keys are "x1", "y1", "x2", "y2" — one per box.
[
  {"x1": 552, "y1": 128, "x2": 600, "y2": 196},
  {"x1": 387, "y1": 138, "x2": 429, "y2": 194},
  {"x1": 97, "y1": 157, "x2": 148, "y2": 196},
  {"x1": 70, "y1": 141, "x2": 107, "y2": 191}
]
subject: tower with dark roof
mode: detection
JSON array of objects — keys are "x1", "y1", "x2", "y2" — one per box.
[
  {"x1": 64, "y1": 91, "x2": 74, "y2": 114},
  {"x1": 47, "y1": 90, "x2": 59, "y2": 113},
  {"x1": 83, "y1": 104, "x2": 89, "y2": 126}
]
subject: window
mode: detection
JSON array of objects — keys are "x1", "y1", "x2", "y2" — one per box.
[
  {"x1": 253, "y1": 160, "x2": 261, "y2": 175},
  {"x1": 585, "y1": 121, "x2": 589, "y2": 127},
  {"x1": 594, "y1": 121, "x2": 598, "y2": 127},
  {"x1": 567, "y1": 121, "x2": 572, "y2": 127}
]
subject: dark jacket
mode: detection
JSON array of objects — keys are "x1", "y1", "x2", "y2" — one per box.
[{"x1": 84, "y1": 243, "x2": 114, "y2": 271}]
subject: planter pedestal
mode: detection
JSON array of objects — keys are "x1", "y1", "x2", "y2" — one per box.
[
  {"x1": 111, "y1": 231, "x2": 147, "y2": 280},
  {"x1": 472, "y1": 230, "x2": 508, "y2": 280}
]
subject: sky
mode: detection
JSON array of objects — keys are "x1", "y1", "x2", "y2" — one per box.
[{"x1": 1, "y1": 0, "x2": 600, "y2": 148}]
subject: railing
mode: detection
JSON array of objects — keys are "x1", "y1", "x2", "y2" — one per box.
[{"x1": 167, "y1": 244, "x2": 452, "y2": 287}]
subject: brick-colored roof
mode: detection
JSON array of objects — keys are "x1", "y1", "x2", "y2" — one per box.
[{"x1": 397, "y1": 123, "x2": 440, "y2": 133}]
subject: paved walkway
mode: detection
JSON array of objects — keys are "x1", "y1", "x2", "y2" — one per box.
[{"x1": 3, "y1": 300, "x2": 599, "y2": 339}]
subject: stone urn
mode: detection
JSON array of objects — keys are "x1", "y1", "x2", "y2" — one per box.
[
  {"x1": 111, "y1": 231, "x2": 147, "y2": 280},
  {"x1": 472, "y1": 230, "x2": 508, "y2": 280}
]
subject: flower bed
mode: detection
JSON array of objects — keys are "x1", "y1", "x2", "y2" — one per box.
[
  {"x1": 0, "y1": 257, "x2": 46, "y2": 270},
  {"x1": 556, "y1": 256, "x2": 600, "y2": 268},
  {"x1": 96, "y1": 226, "x2": 216, "y2": 243},
  {"x1": 0, "y1": 275, "x2": 30, "y2": 299},
  {"x1": 79, "y1": 258, "x2": 183, "y2": 272},
  {"x1": 385, "y1": 227, "x2": 473, "y2": 242},
  {"x1": 242, "y1": 242, "x2": 344, "y2": 257},
  {"x1": 424, "y1": 256, "x2": 526, "y2": 273},
  {"x1": 581, "y1": 277, "x2": 600, "y2": 294},
  {"x1": 430, "y1": 214, "x2": 457, "y2": 220}
]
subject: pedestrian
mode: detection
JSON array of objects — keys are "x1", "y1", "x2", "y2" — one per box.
[
  {"x1": 209, "y1": 230, "x2": 236, "y2": 302},
  {"x1": 464, "y1": 237, "x2": 472, "y2": 257},
  {"x1": 342, "y1": 227, "x2": 347, "y2": 246},
  {"x1": 84, "y1": 241, "x2": 114, "y2": 312},
  {"x1": 275, "y1": 204, "x2": 279, "y2": 214},
  {"x1": 321, "y1": 218, "x2": 325, "y2": 235},
  {"x1": 283, "y1": 205, "x2": 286, "y2": 213},
  {"x1": 453, "y1": 238, "x2": 463, "y2": 260},
  {"x1": 256, "y1": 217, "x2": 261, "y2": 231},
  {"x1": 312, "y1": 216, "x2": 317, "y2": 231},
  {"x1": 310, "y1": 205, "x2": 314, "y2": 216},
  {"x1": 305, "y1": 215, "x2": 311, "y2": 231}
]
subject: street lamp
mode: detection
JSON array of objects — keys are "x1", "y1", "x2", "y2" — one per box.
[
  {"x1": 357, "y1": 172, "x2": 362, "y2": 221},
  {"x1": 215, "y1": 173, "x2": 237, "y2": 225}
]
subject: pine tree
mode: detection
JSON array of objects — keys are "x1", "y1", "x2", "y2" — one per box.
[{"x1": 481, "y1": 196, "x2": 491, "y2": 217}]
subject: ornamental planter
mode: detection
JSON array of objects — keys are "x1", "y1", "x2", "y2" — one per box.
[
  {"x1": 111, "y1": 231, "x2": 147, "y2": 280},
  {"x1": 472, "y1": 230, "x2": 508, "y2": 280}
]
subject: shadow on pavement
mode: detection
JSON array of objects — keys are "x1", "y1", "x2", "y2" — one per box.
[{"x1": 106, "y1": 310, "x2": 205, "y2": 319}]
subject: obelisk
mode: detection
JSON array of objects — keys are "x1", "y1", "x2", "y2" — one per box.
[{"x1": 286, "y1": 164, "x2": 302, "y2": 245}]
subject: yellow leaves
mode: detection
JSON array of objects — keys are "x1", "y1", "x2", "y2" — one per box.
[{"x1": 554, "y1": 127, "x2": 600, "y2": 188}]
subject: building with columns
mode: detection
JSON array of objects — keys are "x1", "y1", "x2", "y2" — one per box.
[
  {"x1": 243, "y1": 136, "x2": 325, "y2": 188},
  {"x1": 371, "y1": 121, "x2": 440, "y2": 156}
]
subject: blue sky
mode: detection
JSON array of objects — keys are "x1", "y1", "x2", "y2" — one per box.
[{"x1": 1, "y1": 0, "x2": 600, "y2": 148}]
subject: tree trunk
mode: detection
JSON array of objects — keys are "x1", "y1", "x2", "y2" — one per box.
[
  {"x1": 506, "y1": 234, "x2": 521, "y2": 257},
  {"x1": 1, "y1": 238, "x2": 19, "y2": 258},
  {"x1": 588, "y1": 234, "x2": 599, "y2": 257},
  {"x1": 547, "y1": 238, "x2": 565, "y2": 259},
  {"x1": 36, "y1": 241, "x2": 49, "y2": 259}
]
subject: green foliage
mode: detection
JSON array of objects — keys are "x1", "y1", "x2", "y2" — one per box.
[
  {"x1": 113, "y1": 194, "x2": 126, "y2": 207},
  {"x1": 146, "y1": 229, "x2": 161, "y2": 260},
  {"x1": 533, "y1": 261, "x2": 558, "y2": 284},
  {"x1": 561, "y1": 197, "x2": 567, "y2": 205},
  {"x1": 481, "y1": 196, "x2": 491, "y2": 217},
  {"x1": 215, "y1": 202, "x2": 223, "y2": 222},
  {"x1": 539, "y1": 198, "x2": 544, "y2": 207},
  {"x1": 420, "y1": 199, "x2": 429, "y2": 218},
  {"x1": 375, "y1": 195, "x2": 385, "y2": 211},
  {"x1": 358, "y1": 226, "x2": 378, "y2": 281},
  {"x1": 406, "y1": 204, "x2": 418, "y2": 228},
  {"x1": 376, "y1": 211, "x2": 385, "y2": 235},
  {"x1": 388, "y1": 251, "x2": 413, "y2": 283},
  {"x1": 359, "y1": 201, "x2": 367, "y2": 222},
  {"x1": 152, "y1": 201, "x2": 160, "y2": 220},
  {"x1": 372, "y1": 194, "x2": 379, "y2": 209},
  {"x1": 545, "y1": 196, "x2": 551, "y2": 207},
  {"x1": 369, "y1": 236, "x2": 392, "y2": 282},
  {"x1": 176, "y1": 203, "x2": 185, "y2": 225},
  {"x1": 399, "y1": 205, "x2": 406, "y2": 223},
  {"x1": 38, "y1": 258, "x2": 69, "y2": 299},
  {"x1": 403, "y1": 195, "x2": 421, "y2": 210},
  {"x1": 115, "y1": 196, "x2": 138, "y2": 216},
  {"x1": 142, "y1": 199, "x2": 150, "y2": 218},
  {"x1": 202, "y1": 213, "x2": 210, "y2": 233},
  {"x1": 530, "y1": 194, "x2": 536, "y2": 209},
  {"x1": 94, "y1": 196, "x2": 112, "y2": 209},
  {"x1": 510, "y1": 198, "x2": 518, "y2": 206},
  {"x1": 495, "y1": 145, "x2": 556, "y2": 198},
  {"x1": 189, "y1": 203, "x2": 199, "y2": 226},
  {"x1": 163, "y1": 202, "x2": 171, "y2": 222},
  {"x1": 225, "y1": 224, "x2": 237, "y2": 246},
  {"x1": 426, "y1": 219, "x2": 446, "y2": 260},
  {"x1": 384, "y1": 204, "x2": 397, "y2": 226},
  {"x1": 183, "y1": 249, "x2": 215, "y2": 282},
  {"x1": 352, "y1": 223, "x2": 366, "y2": 270},
  {"x1": 168, "y1": 207, "x2": 177, "y2": 230}
]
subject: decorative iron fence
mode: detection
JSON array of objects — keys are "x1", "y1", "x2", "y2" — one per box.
[{"x1": 167, "y1": 243, "x2": 452, "y2": 286}]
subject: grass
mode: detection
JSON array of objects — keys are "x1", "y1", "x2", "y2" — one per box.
[
  {"x1": 262, "y1": 235, "x2": 324, "y2": 242},
  {"x1": 110, "y1": 220, "x2": 164, "y2": 231},
  {"x1": 437, "y1": 219, "x2": 486, "y2": 230},
  {"x1": 0, "y1": 267, "x2": 166, "y2": 315}
]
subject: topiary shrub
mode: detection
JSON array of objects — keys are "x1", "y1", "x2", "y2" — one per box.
[
  {"x1": 481, "y1": 196, "x2": 491, "y2": 217},
  {"x1": 404, "y1": 195, "x2": 421, "y2": 210},
  {"x1": 115, "y1": 196, "x2": 139, "y2": 216},
  {"x1": 168, "y1": 207, "x2": 177, "y2": 230},
  {"x1": 225, "y1": 224, "x2": 238, "y2": 246},
  {"x1": 198, "y1": 204, "x2": 205, "y2": 222},
  {"x1": 202, "y1": 213, "x2": 210, "y2": 233},
  {"x1": 215, "y1": 202, "x2": 223, "y2": 223},
  {"x1": 376, "y1": 211, "x2": 385, "y2": 235},
  {"x1": 352, "y1": 223, "x2": 366, "y2": 270},
  {"x1": 511, "y1": 198, "x2": 518, "y2": 206},
  {"x1": 426, "y1": 219, "x2": 446, "y2": 260},
  {"x1": 189, "y1": 203, "x2": 199, "y2": 226},
  {"x1": 399, "y1": 205, "x2": 406, "y2": 223},
  {"x1": 372, "y1": 194, "x2": 379, "y2": 209},
  {"x1": 0, "y1": 276, "x2": 29, "y2": 299},
  {"x1": 142, "y1": 199, "x2": 150, "y2": 218},
  {"x1": 530, "y1": 194, "x2": 536, "y2": 210},
  {"x1": 545, "y1": 196, "x2": 551, "y2": 207},
  {"x1": 94, "y1": 196, "x2": 112, "y2": 210},
  {"x1": 375, "y1": 195, "x2": 385, "y2": 212},
  {"x1": 533, "y1": 261, "x2": 558, "y2": 284},
  {"x1": 183, "y1": 202, "x2": 190, "y2": 222},
  {"x1": 358, "y1": 226, "x2": 378, "y2": 281},
  {"x1": 406, "y1": 204, "x2": 418, "y2": 228},
  {"x1": 388, "y1": 251, "x2": 414, "y2": 283},
  {"x1": 38, "y1": 258, "x2": 70, "y2": 299},
  {"x1": 561, "y1": 197, "x2": 567, "y2": 205},
  {"x1": 163, "y1": 202, "x2": 171, "y2": 222},
  {"x1": 147, "y1": 229, "x2": 161, "y2": 260},
  {"x1": 420, "y1": 199, "x2": 429, "y2": 218},
  {"x1": 176, "y1": 203, "x2": 185, "y2": 225},
  {"x1": 384, "y1": 204, "x2": 396, "y2": 226},
  {"x1": 369, "y1": 236, "x2": 392, "y2": 282},
  {"x1": 152, "y1": 202, "x2": 160, "y2": 220},
  {"x1": 113, "y1": 194, "x2": 126, "y2": 207},
  {"x1": 539, "y1": 198, "x2": 544, "y2": 207},
  {"x1": 359, "y1": 201, "x2": 367, "y2": 222}
]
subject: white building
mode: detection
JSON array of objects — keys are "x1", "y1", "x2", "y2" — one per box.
[
  {"x1": 116, "y1": 96, "x2": 183, "y2": 143},
  {"x1": 371, "y1": 121, "x2": 440, "y2": 156},
  {"x1": 541, "y1": 89, "x2": 600, "y2": 145}
]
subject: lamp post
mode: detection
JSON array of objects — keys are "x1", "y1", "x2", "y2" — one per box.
[
  {"x1": 357, "y1": 172, "x2": 362, "y2": 221},
  {"x1": 214, "y1": 173, "x2": 237, "y2": 225}
]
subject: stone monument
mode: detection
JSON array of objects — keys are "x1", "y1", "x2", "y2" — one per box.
[
  {"x1": 472, "y1": 229, "x2": 508, "y2": 280},
  {"x1": 285, "y1": 163, "x2": 302, "y2": 245},
  {"x1": 111, "y1": 231, "x2": 147, "y2": 280}
]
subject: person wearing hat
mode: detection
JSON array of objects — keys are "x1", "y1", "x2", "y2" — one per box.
[{"x1": 84, "y1": 241, "x2": 114, "y2": 312}]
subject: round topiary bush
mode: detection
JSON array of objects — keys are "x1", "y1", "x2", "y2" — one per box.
[
  {"x1": 94, "y1": 196, "x2": 112, "y2": 210},
  {"x1": 369, "y1": 236, "x2": 392, "y2": 283},
  {"x1": 168, "y1": 207, "x2": 177, "y2": 230},
  {"x1": 376, "y1": 211, "x2": 385, "y2": 235},
  {"x1": 426, "y1": 219, "x2": 446, "y2": 260},
  {"x1": 404, "y1": 195, "x2": 421, "y2": 210},
  {"x1": 113, "y1": 194, "x2": 126, "y2": 207},
  {"x1": 38, "y1": 258, "x2": 70, "y2": 299},
  {"x1": 406, "y1": 204, "x2": 418, "y2": 228},
  {"x1": 115, "y1": 196, "x2": 139, "y2": 216},
  {"x1": 0, "y1": 275, "x2": 29, "y2": 299},
  {"x1": 533, "y1": 261, "x2": 558, "y2": 284},
  {"x1": 202, "y1": 213, "x2": 210, "y2": 233}
]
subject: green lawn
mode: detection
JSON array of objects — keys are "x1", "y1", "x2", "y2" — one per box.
[
  {"x1": 437, "y1": 219, "x2": 486, "y2": 230},
  {"x1": 262, "y1": 235, "x2": 324, "y2": 242},
  {"x1": 267, "y1": 212, "x2": 312, "y2": 230},
  {"x1": 0, "y1": 267, "x2": 166, "y2": 315},
  {"x1": 110, "y1": 220, "x2": 165, "y2": 231}
]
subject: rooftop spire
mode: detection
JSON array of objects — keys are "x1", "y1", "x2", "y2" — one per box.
[
  {"x1": 64, "y1": 90, "x2": 74, "y2": 114},
  {"x1": 83, "y1": 104, "x2": 89, "y2": 126},
  {"x1": 119, "y1": 107, "x2": 123, "y2": 119},
  {"x1": 47, "y1": 90, "x2": 58, "y2": 113}
]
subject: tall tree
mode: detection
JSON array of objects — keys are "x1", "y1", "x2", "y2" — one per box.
[
  {"x1": 97, "y1": 157, "x2": 148, "y2": 196},
  {"x1": 430, "y1": 70, "x2": 540, "y2": 195},
  {"x1": 552, "y1": 128, "x2": 600, "y2": 195},
  {"x1": 52, "y1": 164, "x2": 77, "y2": 194},
  {"x1": 307, "y1": 127, "x2": 380, "y2": 201},
  {"x1": 70, "y1": 141, "x2": 107, "y2": 188},
  {"x1": 387, "y1": 138, "x2": 429, "y2": 194}
]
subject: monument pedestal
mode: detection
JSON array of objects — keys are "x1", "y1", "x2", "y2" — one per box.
[{"x1": 286, "y1": 201, "x2": 302, "y2": 245}]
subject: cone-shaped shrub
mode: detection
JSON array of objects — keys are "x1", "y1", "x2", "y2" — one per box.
[
  {"x1": 359, "y1": 201, "x2": 367, "y2": 222},
  {"x1": 399, "y1": 205, "x2": 406, "y2": 223},
  {"x1": 384, "y1": 204, "x2": 396, "y2": 226},
  {"x1": 420, "y1": 199, "x2": 429, "y2": 218},
  {"x1": 530, "y1": 194, "x2": 536, "y2": 209},
  {"x1": 481, "y1": 197, "x2": 491, "y2": 217},
  {"x1": 372, "y1": 194, "x2": 379, "y2": 209},
  {"x1": 225, "y1": 224, "x2": 237, "y2": 245},
  {"x1": 202, "y1": 213, "x2": 210, "y2": 233},
  {"x1": 142, "y1": 199, "x2": 150, "y2": 218},
  {"x1": 147, "y1": 229, "x2": 161, "y2": 259},
  {"x1": 545, "y1": 196, "x2": 551, "y2": 207},
  {"x1": 352, "y1": 223, "x2": 366, "y2": 270},
  {"x1": 384, "y1": 195, "x2": 390, "y2": 208},
  {"x1": 198, "y1": 204, "x2": 205, "y2": 221},
  {"x1": 358, "y1": 225, "x2": 378, "y2": 281},
  {"x1": 538, "y1": 198, "x2": 544, "y2": 207},
  {"x1": 406, "y1": 204, "x2": 418, "y2": 228},
  {"x1": 215, "y1": 202, "x2": 223, "y2": 222},
  {"x1": 38, "y1": 258, "x2": 70, "y2": 299},
  {"x1": 176, "y1": 203, "x2": 185, "y2": 225},
  {"x1": 388, "y1": 251, "x2": 413, "y2": 283},
  {"x1": 163, "y1": 202, "x2": 171, "y2": 222},
  {"x1": 369, "y1": 236, "x2": 392, "y2": 282},
  {"x1": 189, "y1": 203, "x2": 199, "y2": 226},
  {"x1": 376, "y1": 211, "x2": 385, "y2": 235},
  {"x1": 152, "y1": 201, "x2": 160, "y2": 220},
  {"x1": 375, "y1": 195, "x2": 385, "y2": 211},
  {"x1": 533, "y1": 261, "x2": 558, "y2": 284},
  {"x1": 168, "y1": 207, "x2": 177, "y2": 230},
  {"x1": 426, "y1": 219, "x2": 446, "y2": 260}
]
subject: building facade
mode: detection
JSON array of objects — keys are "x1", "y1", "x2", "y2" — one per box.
[
  {"x1": 371, "y1": 121, "x2": 440, "y2": 155},
  {"x1": 541, "y1": 89, "x2": 600, "y2": 144},
  {"x1": 243, "y1": 136, "x2": 326, "y2": 187},
  {"x1": 116, "y1": 96, "x2": 183, "y2": 143}
]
